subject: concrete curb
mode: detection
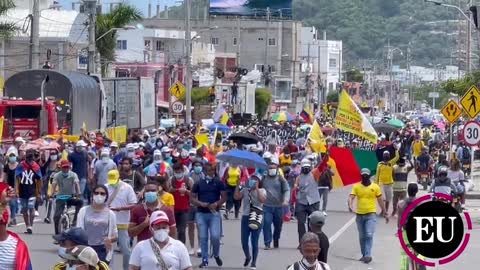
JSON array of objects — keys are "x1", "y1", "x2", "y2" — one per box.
[{"x1": 466, "y1": 193, "x2": 480, "y2": 200}]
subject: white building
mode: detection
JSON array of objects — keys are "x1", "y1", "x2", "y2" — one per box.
[
  {"x1": 115, "y1": 28, "x2": 215, "y2": 67},
  {"x1": 300, "y1": 26, "x2": 343, "y2": 93}
]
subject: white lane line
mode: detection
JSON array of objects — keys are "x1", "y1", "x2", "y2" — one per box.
[{"x1": 329, "y1": 216, "x2": 356, "y2": 244}]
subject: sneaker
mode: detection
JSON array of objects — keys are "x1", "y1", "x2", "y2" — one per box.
[
  {"x1": 250, "y1": 263, "x2": 257, "y2": 270},
  {"x1": 214, "y1": 256, "x2": 223, "y2": 266},
  {"x1": 44, "y1": 218, "x2": 51, "y2": 224},
  {"x1": 34, "y1": 211, "x2": 39, "y2": 217},
  {"x1": 264, "y1": 245, "x2": 271, "y2": 250},
  {"x1": 243, "y1": 257, "x2": 251, "y2": 267},
  {"x1": 25, "y1": 227, "x2": 32, "y2": 234},
  {"x1": 196, "y1": 249, "x2": 202, "y2": 258},
  {"x1": 223, "y1": 213, "x2": 229, "y2": 220},
  {"x1": 199, "y1": 260, "x2": 208, "y2": 268},
  {"x1": 363, "y1": 256, "x2": 372, "y2": 264},
  {"x1": 322, "y1": 211, "x2": 327, "y2": 217},
  {"x1": 189, "y1": 249, "x2": 195, "y2": 256},
  {"x1": 273, "y1": 240, "x2": 279, "y2": 249},
  {"x1": 359, "y1": 256, "x2": 366, "y2": 262}
]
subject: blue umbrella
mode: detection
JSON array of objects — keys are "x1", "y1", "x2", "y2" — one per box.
[
  {"x1": 420, "y1": 117, "x2": 434, "y2": 127},
  {"x1": 217, "y1": 149, "x2": 268, "y2": 170},
  {"x1": 208, "y1": 123, "x2": 231, "y2": 132}
]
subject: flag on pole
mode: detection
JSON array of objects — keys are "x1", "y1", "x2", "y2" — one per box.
[
  {"x1": 0, "y1": 116, "x2": 4, "y2": 142},
  {"x1": 213, "y1": 105, "x2": 226, "y2": 122},
  {"x1": 307, "y1": 120, "x2": 326, "y2": 153},
  {"x1": 300, "y1": 107, "x2": 314, "y2": 124}
]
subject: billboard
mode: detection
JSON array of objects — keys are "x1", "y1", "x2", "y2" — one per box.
[{"x1": 209, "y1": 0, "x2": 292, "y2": 17}]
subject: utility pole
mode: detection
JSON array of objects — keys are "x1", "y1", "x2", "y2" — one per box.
[
  {"x1": 85, "y1": 0, "x2": 97, "y2": 74},
  {"x1": 317, "y1": 42, "x2": 321, "y2": 105},
  {"x1": 307, "y1": 43, "x2": 311, "y2": 109},
  {"x1": 467, "y1": 0, "x2": 472, "y2": 73},
  {"x1": 237, "y1": 16, "x2": 241, "y2": 66},
  {"x1": 30, "y1": 0, "x2": 40, "y2": 69},
  {"x1": 185, "y1": 0, "x2": 192, "y2": 124},
  {"x1": 264, "y1": 7, "x2": 270, "y2": 72},
  {"x1": 387, "y1": 40, "x2": 394, "y2": 114}
]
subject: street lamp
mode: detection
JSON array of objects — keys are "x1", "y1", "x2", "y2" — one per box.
[{"x1": 95, "y1": 25, "x2": 140, "y2": 41}]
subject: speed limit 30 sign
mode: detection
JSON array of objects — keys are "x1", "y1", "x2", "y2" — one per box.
[
  {"x1": 171, "y1": 101, "x2": 184, "y2": 114},
  {"x1": 463, "y1": 121, "x2": 480, "y2": 146}
]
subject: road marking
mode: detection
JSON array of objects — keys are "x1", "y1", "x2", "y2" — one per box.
[
  {"x1": 14, "y1": 218, "x2": 42, "y2": 227},
  {"x1": 329, "y1": 216, "x2": 356, "y2": 243}
]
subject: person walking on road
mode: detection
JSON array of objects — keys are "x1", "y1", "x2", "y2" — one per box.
[
  {"x1": 129, "y1": 210, "x2": 193, "y2": 270},
  {"x1": 375, "y1": 151, "x2": 398, "y2": 215},
  {"x1": 287, "y1": 232, "x2": 331, "y2": 270},
  {"x1": 170, "y1": 162, "x2": 194, "y2": 245},
  {"x1": 348, "y1": 168, "x2": 389, "y2": 264},
  {"x1": 308, "y1": 211, "x2": 329, "y2": 264},
  {"x1": 68, "y1": 140, "x2": 89, "y2": 202},
  {"x1": 105, "y1": 169, "x2": 138, "y2": 270},
  {"x1": 294, "y1": 159, "x2": 321, "y2": 246},
  {"x1": 93, "y1": 149, "x2": 117, "y2": 186},
  {"x1": 392, "y1": 157, "x2": 413, "y2": 216},
  {"x1": 234, "y1": 173, "x2": 267, "y2": 269},
  {"x1": 77, "y1": 185, "x2": 118, "y2": 264},
  {"x1": 191, "y1": 164, "x2": 227, "y2": 268},
  {"x1": 261, "y1": 160, "x2": 290, "y2": 249}
]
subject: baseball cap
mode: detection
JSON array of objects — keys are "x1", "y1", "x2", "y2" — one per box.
[
  {"x1": 66, "y1": 245, "x2": 99, "y2": 267},
  {"x1": 161, "y1": 146, "x2": 171, "y2": 153},
  {"x1": 309, "y1": 211, "x2": 326, "y2": 233},
  {"x1": 107, "y1": 170, "x2": 120, "y2": 185},
  {"x1": 110, "y1": 142, "x2": 118, "y2": 148},
  {"x1": 76, "y1": 140, "x2": 87, "y2": 147},
  {"x1": 301, "y1": 159, "x2": 311, "y2": 167},
  {"x1": 361, "y1": 168, "x2": 371, "y2": 175},
  {"x1": 126, "y1": 143, "x2": 135, "y2": 150},
  {"x1": 150, "y1": 210, "x2": 170, "y2": 226},
  {"x1": 189, "y1": 149, "x2": 197, "y2": 155},
  {"x1": 153, "y1": 149, "x2": 162, "y2": 156},
  {"x1": 52, "y1": 227, "x2": 88, "y2": 245},
  {"x1": 60, "y1": 160, "x2": 71, "y2": 168},
  {"x1": 14, "y1": 137, "x2": 25, "y2": 144}
]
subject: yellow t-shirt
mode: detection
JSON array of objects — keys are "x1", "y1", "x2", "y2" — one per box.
[
  {"x1": 159, "y1": 192, "x2": 175, "y2": 207},
  {"x1": 279, "y1": 154, "x2": 292, "y2": 167},
  {"x1": 412, "y1": 140, "x2": 425, "y2": 158},
  {"x1": 227, "y1": 167, "x2": 241, "y2": 186},
  {"x1": 351, "y1": 183, "x2": 382, "y2": 215},
  {"x1": 376, "y1": 162, "x2": 394, "y2": 185}
]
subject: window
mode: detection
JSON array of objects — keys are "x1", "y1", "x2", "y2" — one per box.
[
  {"x1": 116, "y1": 40, "x2": 127, "y2": 50},
  {"x1": 268, "y1": 38, "x2": 276, "y2": 46},
  {"x1": 329, "y1": 58, "x2": 337, "y2": 68},
  {"x1": 258, "y1": 37, "x2": 264, "y2": 41},
  {"x1": 211, "y1": 37, "x2": 219, "y2": 45},
  {"x1": 155, "y1": 40, "x2": 165, "y2": 51},
  {"x1": 233, "y1": 37, "x2": 237, "y2": 46}
]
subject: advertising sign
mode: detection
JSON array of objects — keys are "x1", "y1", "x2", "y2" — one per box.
[{"x1": 209, "y1": 0, "x2": 292, "y2": 17}]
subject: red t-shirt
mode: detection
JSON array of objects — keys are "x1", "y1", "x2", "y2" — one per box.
[
  {"x1": 129, "y1": 203, "x2": 176, "y2": 242},
  {"x1": 172, "y1": 178, "x2": 190, "y2": 212}
]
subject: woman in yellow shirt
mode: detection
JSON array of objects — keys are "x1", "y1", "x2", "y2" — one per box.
[
  {"x1": 223, "y1": 163, "x2": 242, "y2": 219},
  {"x1": 279, "y1": 148, "x2": 292, "y2": 167}
]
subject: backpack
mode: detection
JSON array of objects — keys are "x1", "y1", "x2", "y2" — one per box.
[{"x1": 462, "y1": 147, "x2": 471, "y2": 161}]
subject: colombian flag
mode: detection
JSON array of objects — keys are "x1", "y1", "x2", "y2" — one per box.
[
  {"x1": 314, "y1": 146, "x2": 378, "y2": 188},
  {"x1": 300, "y1": 107, "x2": 313, "y2": 124},
  {"x1": 307, "y1": 120, "x2": 326, "y2": 153},
  {"x1": 220, "y1": 112, "x2": 234, "y2": 127}
]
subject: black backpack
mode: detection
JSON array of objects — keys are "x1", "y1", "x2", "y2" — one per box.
[{"x1": 462, "y1": 147, "x2": 471, "y2": 161}]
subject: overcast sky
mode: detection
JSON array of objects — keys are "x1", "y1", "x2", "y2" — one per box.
[{"x1": 56, "y1": 0, "x2": 182, "y2": 15}]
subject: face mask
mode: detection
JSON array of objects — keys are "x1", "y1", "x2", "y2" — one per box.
[
  {"x1": 156, "y1": 142, "x2": 163, "y2": 148},
  {"x1": 62, "y1": 172, "x2": 69, "y2": 177},
  {"x1": 302, "y1": 258, "x2": 318, "y2": 268},
  {"x1": 93, "y1": 194, "x2": 106, "y2": 204},
  {"x1": 189, "y1": 156, "x2": 196, "y2": 161},
  {"x1": 181, "y1": 153, "x2": 188, "y2": 159},
  {"x1": 178, "y1": 144, "x2": 184, "y2": 149},
  {"x1": 50, "y1": 155, "x2": 58, "y2": 161},
  {"x1": 248, "y1": 179, "x2": 257, "y2": 188},
  {"x1": 194, "y1": 166, "x2": 202, "y2": 173},
  {"x1": 58, "y1": 247, "x2": 76, "y2": 260},
  {"x1": 301, "y1": 167, "x2": 311, "y2": 174},
  {"x1": 66, "y1": 266, "x2": 77, "y2": 270},
  {"x1": 150, "y1": 138, "x2": 156, "y2": 144},
  {"x1": 153, "y1": 228, "x2": 170, "y2": 242},
  {"x1": 8, "y1": 156, "x2": 16, "y2": 163},
  {"x1": 154, "y1": 156, "x2": 162, "y2": 164},
  {"x1": 127, "y1": 152, "x2": 135, "y2": 158},
  {"x1": 102, "y1": 156, "x2": 109, "y2": 163},
  {"x1": 164, "y1": 153, "x2": 170, "y2": 159},
  {"x1": 187, "y1": 140, "x2": 192, "y2": 145},
  {"x1": 268, "y1": 169, "x2": 278, "y2": 176},
  {"x1": 174, "y1": 173, "x2": 184, "y2": 179},
  {"x1": 145, "y1": 191, "x2": 158, "y2": 203}
]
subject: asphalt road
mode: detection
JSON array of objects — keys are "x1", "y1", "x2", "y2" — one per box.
[{"x1": 9, "y1": 179, "x2": 480, "y2": 270}]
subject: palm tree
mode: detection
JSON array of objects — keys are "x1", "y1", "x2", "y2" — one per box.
[
  {"x1": 0, "y1": 0, "x2": 17, "y2": 39},
  {"x1": 96, "y1": 4, "x2": 142, "y2": 76}
]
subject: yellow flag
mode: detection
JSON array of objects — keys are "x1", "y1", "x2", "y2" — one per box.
[
  {"x1": 105, "y1": 126, "x2": 127, "y2": 143},
  {"x1": 195, "y1": 134, "x2": 209, "y2": 149},
  {"x1": 0, "y1": 116, "x2": 4, "y2": 142},
  {"x1": 220, "y1": 112, "x2": 229, "y2": 125},
  {"x1": 308, "y1": 120, "x2": 326, "y2": 153}
]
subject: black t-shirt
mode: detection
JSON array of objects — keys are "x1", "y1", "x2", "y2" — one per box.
[
  {"x1": 17, "y1": 168, "x2": 41, "y2": 199},
  {"x1": 316, "y1": 231, "x2": 330, "y2": 263},
  {"x1": 3, "y1": 164, "x2": 17, "y2": 188}
]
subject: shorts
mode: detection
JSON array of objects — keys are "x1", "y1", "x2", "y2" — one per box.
[
  {"x1": 382, "y1": 184, "x2": 393, "y2": 202},
  {"x1": 187, "y1": 206, "x2": 197, "y2": 223},
  {"x1": 19, "y1": 197, "x2": 36, "y2": 213}
]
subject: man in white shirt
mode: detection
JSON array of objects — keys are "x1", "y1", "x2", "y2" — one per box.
[
  {"x1": 287, "y1": 232, "x2": 331, "y2": 270},
  {"x1": 129, "y1": 210, "x2": 193, "y2": 270},
  {"x1": 105, "y1": 170, "x2": 137, "y2": 270}
]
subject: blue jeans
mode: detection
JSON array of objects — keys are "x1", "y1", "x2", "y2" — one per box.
[
  {"x1": 262, "y1": 205, "x2": 283, "y2": 247},
  {"x1": 9, "y1": 199, "x2": 18, "y2": 220},
  {"x1": 356, "y1": 213, "x2": 377, "y2": 257},
  {"x1": 196, "y1": 212, "x2": 221, "y2": 262},
  {"x1": 241, "y1": 216, "x2": 261, "y2": 264},
  {"x1": 118, "y1": 229, "x2": 131, "y2": 270},
  {"x1": 79, "y1": 178, "x2": 88, "y2": 201}
]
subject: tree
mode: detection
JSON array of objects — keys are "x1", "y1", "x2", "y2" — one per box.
[
  {"x1": 327, "y1": 92, "x2": 339, "y2": 103},
  {"x1": 255, "y1": 88, "x2": 272, "y2": 120},
  {"x1": 0, "y1": 0, "x2": 16, "y2": 39},
  {"x1": 345, "y1": 69, "x2": 363, "y2": 82},
  {"x1": 441, "y1": 71, "x2": 480, "y2": 96},
  {"x1": 96, "y1": 5, "x2": 142, "y2": 76}
]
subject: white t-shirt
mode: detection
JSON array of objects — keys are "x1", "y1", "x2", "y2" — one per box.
[
  {"x1": 286, "y1": 260, "x2": 331, "y2": 270},
  {"x1": 106, "y1": 182, "x2": 138, "y2": 225},
  {"x1": 0, "y1": 235, "x2": 18, "y2": 270},
  {"x1": 129, "y1": 237, "x2": 192, "y2": 270}
]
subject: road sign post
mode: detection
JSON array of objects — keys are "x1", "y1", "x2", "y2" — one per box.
[
  {"x1": 441, "y1": 100, "x2": 462, "y2": 124},
  {"x1": 169, "y1": 81, "x2": 186, "y2": 100},
  {"x1": 460, "y1": 86, "x2": 480, "y2": 119},
  {"x1": 172, "y1": 100, "x2": 184, "y2": 114},
  {"x1": 463, "y1": 121, "x2": 480, "y2": 146}
]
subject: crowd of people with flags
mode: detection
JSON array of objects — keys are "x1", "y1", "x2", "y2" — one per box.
[{"x1": 0, "y1": 89, "x2": 472, "y2": 270}]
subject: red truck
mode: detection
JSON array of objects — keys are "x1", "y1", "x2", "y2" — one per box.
[{"x1": 0, "y1": 98, "x2": 59, "y2": 141}]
